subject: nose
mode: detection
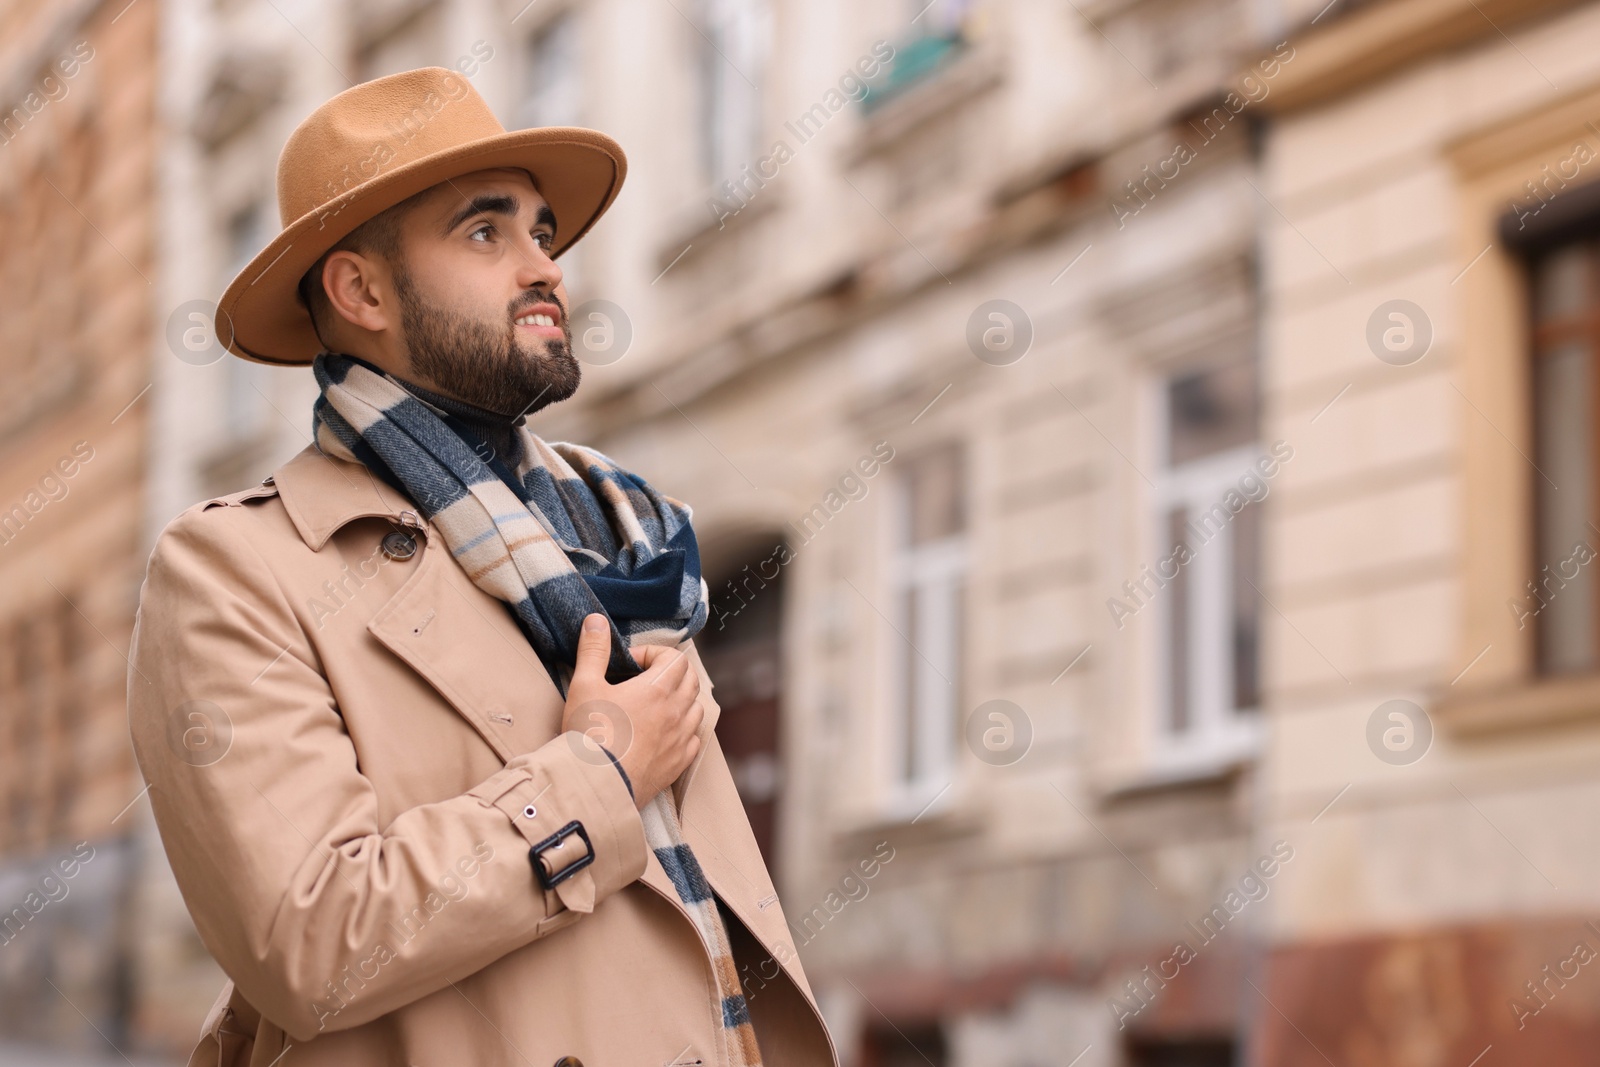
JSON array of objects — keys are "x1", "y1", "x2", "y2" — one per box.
[{"x1": 514, "y1": 234, "x2": 563, "y2": 292}]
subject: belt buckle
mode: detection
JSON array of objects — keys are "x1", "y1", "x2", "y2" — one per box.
[{"x1": 529, "y1": 819, "x2": 594, "y2": 889}]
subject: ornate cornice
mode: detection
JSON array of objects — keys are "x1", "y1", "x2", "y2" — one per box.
[{"x1": 1257, "y1": 0, "x2": 1587, "y2": 114}]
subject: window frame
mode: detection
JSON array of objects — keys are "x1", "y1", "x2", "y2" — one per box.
[
  {"x1": 1142, "y1": 369, "x2": 1264, "y2": 775},
  {"x1": 1526, "y1": 236, "x2": 1600, "y2": 675},
  {"x1": 883, "y1": 442, "x2": 969, "y2": 814},
  {"x1": 1419, "y1": 92, "x2": 1600, "y2": 730},
  {"x1": 518, "y1": 10, "x2": 585, "y2": 131},
  {"x1": 694, "y1": 0, "x2": 772, "y2": 192}
]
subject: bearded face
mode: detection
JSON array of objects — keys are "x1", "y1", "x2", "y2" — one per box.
[{"x1": 392, "y1": 256, "x2": 581, "y2": 418}]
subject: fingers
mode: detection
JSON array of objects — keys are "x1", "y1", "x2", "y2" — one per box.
[
  {"x1": 675, "y1": 665, "x2": 704, "y2": 736},
  {"x1": 640, "y1": 647, "x2": 692, "y2": 689},
  {"x1": 570, "y1": 613, "x2": 611, "y2": 682},
  {"x1": 632, "y1": 644, "x2": 677, "y2": 669},
  {"x1": 562, "y1": 631, "x2": 711, "y2": 801},
  {"x1": 674, "y1": 661, "x2": 701, "y2": 702}
]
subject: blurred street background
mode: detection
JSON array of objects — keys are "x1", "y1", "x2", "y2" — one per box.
[{"x1": 4, "y1": 0, "x2": 1600, "y2": 1063}]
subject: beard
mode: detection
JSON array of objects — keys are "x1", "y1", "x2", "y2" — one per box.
[{"x1": 392, "y1": 261, "x2": 581, "y2": 417}]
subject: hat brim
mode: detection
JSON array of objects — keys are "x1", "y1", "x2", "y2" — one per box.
[{"x1": 215, "y1": 126, "x2": 626, "y2": 366}]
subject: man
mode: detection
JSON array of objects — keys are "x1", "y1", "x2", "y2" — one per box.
[{"x1": 127, "y1": 67, "x2": 836, "y2": 1067}]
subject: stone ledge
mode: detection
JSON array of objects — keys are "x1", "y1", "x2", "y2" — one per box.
[
  {"x1": 1255, "y1": 0, "x2": 1588, "y2": 115},
  {"x1": 1435, "y1": 672, "x2": 1600, "y2": 735}
]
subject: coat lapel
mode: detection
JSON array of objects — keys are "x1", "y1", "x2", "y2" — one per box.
[
  {"x1": 679, "y1": 739, "x2": 818, "y2": 1003},
  {"x1": 272, "y1": 446, "x2": 722, "y2": 909},
  {"x1": 275, "y1": 446, "x2": 566, "y2": 762},
  {"x1": 366, "y1": 530, "x2": 566, "y2": 762}
]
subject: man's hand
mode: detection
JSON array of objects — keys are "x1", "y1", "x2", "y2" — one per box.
[{"x1": 561, "y1": 613, "x2": 704, "y2": 809}]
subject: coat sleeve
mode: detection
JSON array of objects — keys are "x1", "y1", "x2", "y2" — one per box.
[{"x1": 126, "y1": 502, "x2": 649, "y2": 1043}]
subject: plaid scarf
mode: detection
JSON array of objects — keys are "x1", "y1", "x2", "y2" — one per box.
[{"x1": 311, "y1": 352, "x2": 762, "y2": 1066}]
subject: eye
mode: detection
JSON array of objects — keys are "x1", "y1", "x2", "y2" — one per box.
[
  {"x1": 468, "y1": 222, "x2": 496, "y2": 242},
  {"x1": 533, "y1": 231, "x2": 554, "y2": 251}
]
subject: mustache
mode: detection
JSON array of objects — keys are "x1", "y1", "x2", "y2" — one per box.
[{"x1": 509, "y1": 292, "x2": 567, "y2": 322}]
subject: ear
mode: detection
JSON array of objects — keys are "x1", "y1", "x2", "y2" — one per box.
[{"x1": 322, "y1": 250, "x2": 398, "y2": 335}]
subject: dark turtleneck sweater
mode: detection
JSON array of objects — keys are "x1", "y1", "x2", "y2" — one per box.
[{"x1": 395, "y1": 375, "x2": 528, "y2": 471}]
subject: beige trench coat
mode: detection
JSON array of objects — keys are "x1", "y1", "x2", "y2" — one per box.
[{"x1": 126, "y1": 444, "x2": 838, "y2": 1067}]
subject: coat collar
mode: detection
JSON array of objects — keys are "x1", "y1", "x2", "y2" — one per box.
[{"x1": 272, "y1": 444, "x2": 418, "y2": 550}]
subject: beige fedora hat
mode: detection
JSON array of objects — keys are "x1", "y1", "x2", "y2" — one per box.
[{"x1": 215, "y1": 66, "x2": 626, "y2": 365}]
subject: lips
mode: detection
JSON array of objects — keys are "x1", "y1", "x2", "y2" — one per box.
[{"x1": 513, "y1": 301, "x2": 564, "y2": 339}]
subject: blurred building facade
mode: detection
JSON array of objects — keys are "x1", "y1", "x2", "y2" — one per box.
[
  {"x1": 0, "y1": 0, "x2": 162, "y2": 1059},
  {"x1": 8, "y1": 0, "x2": 1600, "y2": 1064},
  {"x1": 1256, "y1": 2, "x2": 1600, "y2": 1064},
  {"x1": 132, "y1": 0, "x2": 1316, "y2": 1062}
]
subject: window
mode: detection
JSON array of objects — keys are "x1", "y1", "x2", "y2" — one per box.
[
  {"x1": 860, "y1": 0, "x2": 975, "y2": 111},
  {"x1": 1150, "y1": 359, "x2": 1262, "y2": 765},
  {"x1": 1530, "y1": 238, "x2": 1600, "y2": 674},
  {"x1": 911, "y1": 0, "x2": 974, "y2": 37},
  {"x1": 222, "y1": 202, "x2": 272, "y2": 441},
  {"x1": 0, "y1": 598, "x2": 84, "y2": 852},
  {"x1": 519, "y1": 13, "x2": 583, "y2": 129},
  {"x1": 695, "y1": 0, "x2": 770, "y2": 188},
  {"x1": 888, "y1": 442, "x2": 966, "y2": 803},
  {"x1": 1446, "y1": 110, "x2": 1600, "y2": 720},
  {"x1": 354, "y1": 3, "x2": 449, "y2": 83}
]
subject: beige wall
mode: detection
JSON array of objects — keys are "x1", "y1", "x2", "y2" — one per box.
[{"x1": 1260, "y1": 0, "x2": 1600, "y2": 947}]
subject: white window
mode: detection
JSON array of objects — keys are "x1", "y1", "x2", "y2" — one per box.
[
  {"x1": 695, "y1": 0, "x2": 770, "y2": 188},
  {"x1": 1149, "y1": 360, "x2": 1263, "y2": 770},
  {"x1": 519, "y1": 13, "x2": 583, "y2": 129},
  {"x1": 887, "y1": 442, "x2": 967, "y2": 806}
]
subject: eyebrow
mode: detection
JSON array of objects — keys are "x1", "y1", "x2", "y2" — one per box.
[{"x1": 440, "y1": 193, "x2": 557, "y2": 239}]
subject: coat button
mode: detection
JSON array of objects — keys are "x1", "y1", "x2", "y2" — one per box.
[
  {"x1": 380, "y1": 530, "x2": 417, "y2": 560},
  {"x1": 552, "y1": 1058, "x2": 583, "y2": 1067}
]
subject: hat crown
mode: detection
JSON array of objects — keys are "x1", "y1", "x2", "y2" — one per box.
[{"x1": 276, "y1": 67, "x2": 506, "y2": 227}]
